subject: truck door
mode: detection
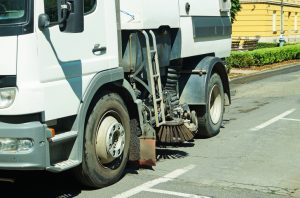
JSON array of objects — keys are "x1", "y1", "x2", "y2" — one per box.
[{"x1": 37, "y1": 0, "x2": 119, "y2": 120}]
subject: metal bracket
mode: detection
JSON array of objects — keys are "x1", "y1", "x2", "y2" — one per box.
[{"x1": 179, "y1": 69, "x2": 207, "y2": 76}]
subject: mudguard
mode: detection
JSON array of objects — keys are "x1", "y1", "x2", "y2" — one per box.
[
  {"x1": 70, "y1": 68, "x2": 143, "y2": 163},
  {"x1": 179, "y1": 56, "x2": 231, "y2": 106}
]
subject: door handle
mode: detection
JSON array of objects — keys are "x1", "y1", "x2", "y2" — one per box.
[{"x1": 93, "y1": 44, "x2": 106, "y2": 54}]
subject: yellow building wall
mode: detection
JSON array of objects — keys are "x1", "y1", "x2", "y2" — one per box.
[{"x1": 232, "y1": 1, "x2": 300, "y2": 42}]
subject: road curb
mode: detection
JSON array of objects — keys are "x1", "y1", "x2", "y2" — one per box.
[{"x1": 229, "y1": 63, "x2": 300, "y2": 85}]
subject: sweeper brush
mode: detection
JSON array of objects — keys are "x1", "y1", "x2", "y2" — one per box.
[{"x1": 157, "y1": 120, "x2": 195, "y2": 144}]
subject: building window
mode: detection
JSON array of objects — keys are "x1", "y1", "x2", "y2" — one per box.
[
  {"x1": 295, "y1": 13, "x2": 298, "y2": 32},
  {"x1": 272, "y1": 11, "x2": 277, "y2": 33},
  {"x1": 281, "y1": 11, "x2": 285, "y2": 33}
]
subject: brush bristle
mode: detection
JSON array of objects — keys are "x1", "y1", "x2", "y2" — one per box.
[{"x1": 157, "y1": 123, "x2": 195, "y2": 143}]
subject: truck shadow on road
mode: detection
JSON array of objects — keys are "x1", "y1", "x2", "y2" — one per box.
[
  {"x1": 0, "y1": 145, "x2": 191, "y2": 197},
  {"x1": 157, "y1": 148, "x2": 189, "y2": 161},
  {"x1": 156, "y1": 146, "x2": 190, "y2": 161},
  {"x1": 0, "y1": 170, "x2": 81, "y2": 198}
]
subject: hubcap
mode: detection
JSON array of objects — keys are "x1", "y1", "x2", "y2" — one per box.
[
  {"x1": 209, "y1": 84, "x2": 222, "y2": 124},
  {"x1": 96, "y1": 115, "x2": 125, "y2": 164}
]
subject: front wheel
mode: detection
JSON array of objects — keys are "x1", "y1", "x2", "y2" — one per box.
[
  {"x1": 75, "y1": 93, "x2": 130, "y2": 188},
  {"x1": 196, "y1": 73, "x2": 225, "y2": 138}
]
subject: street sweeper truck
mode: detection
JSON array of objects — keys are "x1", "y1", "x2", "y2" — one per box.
[{"x1": 0, "y1": 0, "x2": 231, "y2": 187}]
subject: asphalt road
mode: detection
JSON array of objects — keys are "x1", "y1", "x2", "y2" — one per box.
[{"x1": 1, "y1": 66, "x2": 300, "y2": 198}]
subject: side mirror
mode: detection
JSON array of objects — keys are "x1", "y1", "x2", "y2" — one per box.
[
  {"x1": 38, "y1": 14, "x2": 50, "y2": 30},
  {"x1": 58, "y1": 0, "x2": 84, "y2": 33}
]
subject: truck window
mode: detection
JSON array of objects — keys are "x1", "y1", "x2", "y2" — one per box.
[
  {"x1": 44, "y1": 0, "x2": 96, "y2": 22},
  {"x1": 84, "y1": 0, "x2": 96, "y2": 13},
  {"x1": 44, "y1": 0, "x2": 58, "y2": 22},
  {"x1": 0, "y1": 0, "x2": 27, "y2": 25}
]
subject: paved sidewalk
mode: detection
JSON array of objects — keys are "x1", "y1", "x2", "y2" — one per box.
[{"x1": 229, "y1": 62, "x2": 300, "y2": 83}]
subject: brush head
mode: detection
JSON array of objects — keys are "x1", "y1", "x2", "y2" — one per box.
[{"x1": 157, "y1": 120, "x2": 195, "y2": 144}]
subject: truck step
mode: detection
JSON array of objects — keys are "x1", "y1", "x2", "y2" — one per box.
[{"x1": 47, "y1": 159, "x2": 80, "y2": 172}]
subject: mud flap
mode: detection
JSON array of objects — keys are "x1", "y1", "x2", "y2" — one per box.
[{"x1": 139, "y1": 138, "x2": 156, "y2": 166}]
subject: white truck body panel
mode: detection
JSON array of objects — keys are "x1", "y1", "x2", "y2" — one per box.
[
  {"x1": 120, "y1": 0, "x2": 230, "y2": 27},
  {"x1": 121, "y1": 0, "x2": 231, "y2": 59},
  {"x1": 0, "y1": 36, "x2": 17, "y2": 75},
  {"x1": 180, "y1": 17, "x2": 231, "y2": 58},
  {"x1": 120, "y1": 0, "x2": 180, "y2": 29},
  {"x1": 178, "y1": 0, "x2": 221, "y2": 16}
]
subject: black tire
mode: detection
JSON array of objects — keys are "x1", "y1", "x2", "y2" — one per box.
[
  {"x1": 196, "y1": 73, "x2": 225, "y2": 138},
  {"x1": 75, "y1": 93, "x2": 130, "y2": 188},
  {"x1": 129, "y1": 119, "x2": 140, "y2": 161}
]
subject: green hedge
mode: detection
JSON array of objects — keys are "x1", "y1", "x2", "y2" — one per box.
[
  {"x1": 256, "y1": 42, "x2": 297, "y2": 49},
  {"x1": 226, "y1": 44, "x2": 300, "y2": 68},
  {"x1": 256, "y1": 42, "x2": 278, "y2": 49}
]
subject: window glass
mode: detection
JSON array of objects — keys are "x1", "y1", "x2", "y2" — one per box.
[
  {"x1": 84, "y1": 0, "x2": 96, "y2": 13},
  {"x1": 44, "y1": 0, "x2": 96, "y2": 22},
  {"x1": 295, "y1": 13, "x2": 298, "y2": 32},
  {"x1": 272, "y1": 11, "x2": 276, "y2": 33},
  {"x1": 44, "y1": 0, "x2": 58, "y2": 22},
  {"x1": 0, "y1": 0, "x2": 27, "y2": 24}
]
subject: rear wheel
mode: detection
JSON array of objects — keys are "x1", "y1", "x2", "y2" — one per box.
[
  {"x1": 75, "y1": 93, "x2": 130, "y2": 188},
  {"x1": 197, "y1": 73, "x2": 224, "y2": 138}
]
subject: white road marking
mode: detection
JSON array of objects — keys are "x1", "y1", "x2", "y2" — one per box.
[
  {"x1": 145, "y1": 188, "x2": 211, "y2": 198},
  {"x1": 281, "y1": 118, "x2": 300, "y2": 122},
  {"x1": 251, "y1": 109, "x2": 296, "y2": 131},
  {"x1": 113, "y1": 164, "x2": 196, "y2": 198}
]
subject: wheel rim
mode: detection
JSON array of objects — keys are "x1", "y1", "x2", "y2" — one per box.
[
  {"x1": 96, "y1": 112, "x2": 126, "y2": 164},
  {"x1": 209, "y1": 84, "x2": 222, "y2": 124}
]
